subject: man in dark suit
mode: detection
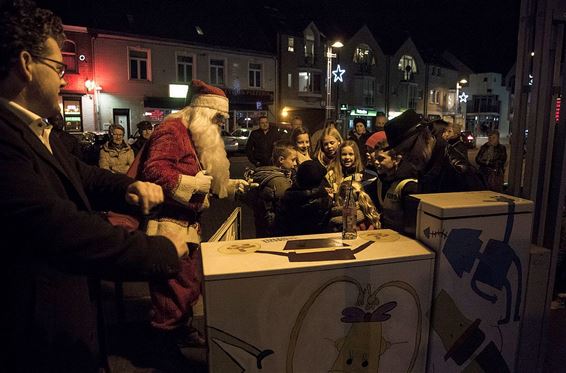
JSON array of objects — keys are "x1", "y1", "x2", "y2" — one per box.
[{"x1": 0, "y1": 1, "x2": 187, "y2": 371}]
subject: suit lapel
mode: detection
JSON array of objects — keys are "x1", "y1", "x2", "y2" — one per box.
[
  {"x1": 51, "y1": 137, "x2": 92, "y2": 210},
  {"x1": 0, "y1": 106, "x2": 91, "y2": 209}
]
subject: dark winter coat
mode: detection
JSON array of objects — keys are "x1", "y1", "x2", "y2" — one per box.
[
  {"x1": 245, "y1": 126, "x2": 281, "y2": 167},
  {"x1": 245, "y1": 166, "x2": 293, "y2": 237},
  {"x1": 0, "y1": 105, "x2": 179, "y2": 372},
  {"x1": 419, "y1": 139, "x2": 486, "y2": 193},
  {"x1": 274, "y1": 186, "x2": 333, "y2": 236},
  {"x1": 348, "y1": 130, "x2": 371, "y2": 157},
  {"x1": 475, "y1": 142, "x2": 507, "y2": 173},
  {"x1": 131, "y1": 136, "x2": 148, "y2": 155}
]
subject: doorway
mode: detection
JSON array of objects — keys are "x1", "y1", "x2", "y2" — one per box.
[{"x1": 112, "y1": 108, "x2": 131, "y2": 137}]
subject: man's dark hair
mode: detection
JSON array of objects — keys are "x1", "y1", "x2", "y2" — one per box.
[
  {"x1": 258, "y1": 115, "x2": 268, "y2": 121},
  {"x1": 0, "y1": 0, "x2": 65, "y2": 79}
]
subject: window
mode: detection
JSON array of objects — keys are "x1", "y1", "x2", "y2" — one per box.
[
  {"x1": 398, "y1": 55, "x2": 417, "y2": 80},
  {"x1": 288, "y1": 37, "x2": 294, "y2": 52},
  {"x1": 287, "y1": 73, "x2": 292, "y2": 88},
  {"x1": 304, "y1": 30, "x2": 314, "y2": 62},
  {"x1": 249, "y1": 63, "x2": 262, "y2": 88},
  {"x1": 176, "y1": 54, "x2": 193, "y2": 83},
  {"x1": 362, "y1": 78, "x2": 375, "y2": 106},
  {"x1": 129, "y1": 47, "x2": 150, "y2": 80},
  {"x1": 429, "y1": 90, "x2": 440, "y2": 104},
  {"x1": 210, "y1": 59, "x2": 225, "y2": 85},
  {"x1": 353, "y1": 44, "x2": 374, "y2": 65},
  {"x1": 298, "y1": 71, "x2": 321, "y2": 93},
  {"x1": 61, "y1": 40, "x2": 77, "y2": 74}
]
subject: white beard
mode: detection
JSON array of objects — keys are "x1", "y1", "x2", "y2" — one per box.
[{"x1": 175, "y1": 106, "x2": 231, "y2": 198}]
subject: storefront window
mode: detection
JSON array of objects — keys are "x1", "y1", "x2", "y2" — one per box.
[{"x1": 63, "y1": 97, "x2": 82, "y2": 132}]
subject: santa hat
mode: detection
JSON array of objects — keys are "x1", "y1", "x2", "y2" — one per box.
[
  {"x1": 365, "y1": 130, "x2": 388, "y2": 151},
  {"x1": 186, "y1": 80, "x2": 229, "y2": 114}
]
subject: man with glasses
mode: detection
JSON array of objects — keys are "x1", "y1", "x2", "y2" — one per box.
[
  {"x1": 140, "y1": 79, "x2": 248, "y2": 357},
  {"x1": 0, "y1": 1, "x2": 188, "y2": 371},
  {"x1": 99, "y1": 123, "x2": 135, "y2": 173}
]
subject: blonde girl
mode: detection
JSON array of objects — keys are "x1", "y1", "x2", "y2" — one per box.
[
  {"x1": 334, "y1": 180, "x2": 380, "y2": 230},
  {"x1": 315, "y1": 126, "x2": 343, "y2": 168}
]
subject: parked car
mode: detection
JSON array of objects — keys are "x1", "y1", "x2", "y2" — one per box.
[
  {"x1": 460, "y1": 130, "x2": 477, "y2": 149},
  {"x1": 230, "y1": 128, "x2": 252, "y2": 151},
  {"x1": 222, "y1": 130, "x2": 239, "y2": 154}
]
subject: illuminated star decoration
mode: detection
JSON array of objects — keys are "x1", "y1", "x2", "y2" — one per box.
[
  {"x1": 459, "y1": 91, "x2": 469, "y2": 103},
  {"x1": 332, "y1": 64, "x2": 346, "y2": 83}
]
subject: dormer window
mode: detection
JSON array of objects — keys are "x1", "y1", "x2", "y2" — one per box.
[
  {"x1": 304, "y1": 30, "x2": 314, "y2": 59},
  {"x1": 353, "y1": 44, "x2": 375, "y2": 65},
  {"x1": 398, "y1": 55, "x2": 417, "y2": 80}
]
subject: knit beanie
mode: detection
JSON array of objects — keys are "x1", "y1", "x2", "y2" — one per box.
[{"x1": 296, "y1": 160, "x2": 326, "y2": 189}]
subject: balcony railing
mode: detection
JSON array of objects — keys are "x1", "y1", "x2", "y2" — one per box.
[{"x1": 466, "y1": 102, "x2": 501, "y2": 113}]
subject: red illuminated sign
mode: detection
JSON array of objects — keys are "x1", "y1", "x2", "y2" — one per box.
[{"x1": 556, "y1": 97, "x2": 561, "y2": 123}]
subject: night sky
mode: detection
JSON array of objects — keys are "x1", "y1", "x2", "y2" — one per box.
[{"x1": 36, "y1": 0, "x2": 521, "y2": 74}]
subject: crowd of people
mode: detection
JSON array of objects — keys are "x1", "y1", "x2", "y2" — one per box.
[{"x1": 242, "y1": 109, "x2": 495, "y2": 241}]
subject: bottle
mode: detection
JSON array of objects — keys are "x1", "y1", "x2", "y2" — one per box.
[{"x1": 342, "y1": 180, "x2": 357, "y2": 240}]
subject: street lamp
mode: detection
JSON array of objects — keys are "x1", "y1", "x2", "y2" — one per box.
[
  {"x1": 326, "y1": 41, "x2": 343, "y2": 120},
  {"x1": 454, "y1": 78, "x2": 468, "y2": 131},
  {"x1": 456, "y1": 78, "x2": 468, "y2": 114}
]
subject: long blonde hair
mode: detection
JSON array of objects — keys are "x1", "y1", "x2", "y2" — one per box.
[
  {"x1": 337, "y1": 180, "x2": 381, "y2": 229},
  {"x1": 328, "y1": 140, "x2": 363, "y2": 187},
  {"x1": 315, "y1": 127, "x2": 343, "y2": 167}
]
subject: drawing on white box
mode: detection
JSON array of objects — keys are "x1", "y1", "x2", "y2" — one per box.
[
  {"x1": 286, "y1": 276, "x2": 422, "y2": 372},
  {"x1": 437, "y1": 195, "x2": 523, "y2": 325},
  {"x1": 218, "y1": 242, "x2": 261, "y2": 255},
  {"x1": 207, "y1": 326, "x2": 274, "y2": 372},
  {"x1": 431, "y1": 290, "x2": 510, "y2": 372}
]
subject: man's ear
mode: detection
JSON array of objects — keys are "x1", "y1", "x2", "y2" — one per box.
[
  {"x1": 277, "y1": 156, "x2": 284, "y2": 165},
  {"x1": 17, "y1": 50, "x2": 34, "y2": 82}
]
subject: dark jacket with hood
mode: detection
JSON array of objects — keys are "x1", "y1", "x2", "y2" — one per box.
[
  {"x1": 274, "y1": 185, "x2": 332, "y2": 236},
  {"x1": 419, "y1": 138, "x2": 485, "y2": 193}
]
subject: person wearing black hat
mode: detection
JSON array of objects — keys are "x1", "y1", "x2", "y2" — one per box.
[
  {"x1": 274, "y1": 160, "x2": 333, "y2": 235},
  {"x1": 131, "y1": 120, "x2": 153, "y2": 155},
  {"x1": 384, "y1": 109, "x2": 484, "y2": 194}
]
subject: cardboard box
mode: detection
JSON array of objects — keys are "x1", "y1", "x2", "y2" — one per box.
[
  {"x1": 415, "y1": 191, "x2": 533, "y2": 372},
  {"x1": 202, "y1": 230, "x2": 435, "y2": 372}
]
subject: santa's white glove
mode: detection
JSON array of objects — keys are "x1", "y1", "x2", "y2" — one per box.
[
  {"x1": 227, "y1": 179, "x2": 250, "y2": 198},
  {"x1": 194, "y1": 170, "x2": 213, "y2": 194}
]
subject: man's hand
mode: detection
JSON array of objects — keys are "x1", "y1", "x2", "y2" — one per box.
[
  {"x1": 125, "y1": 181, "x2": 164, "y2": 215},
  {"x1": 194, "y1": 170, "x2": 213, "y2": 194}
]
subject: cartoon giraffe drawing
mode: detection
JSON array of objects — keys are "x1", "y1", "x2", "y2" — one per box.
[{"x1": 286, "y1": 276, "x2": 422, "y2": 372}]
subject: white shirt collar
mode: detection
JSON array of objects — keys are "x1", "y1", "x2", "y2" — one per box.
[{"x1": 0, "y1": 97, "x2": 52, "y2": 132}]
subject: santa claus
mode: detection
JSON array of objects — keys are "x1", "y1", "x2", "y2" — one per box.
[{"x1": 140, "y1": 80, "x2": 246, "y2": 349}]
